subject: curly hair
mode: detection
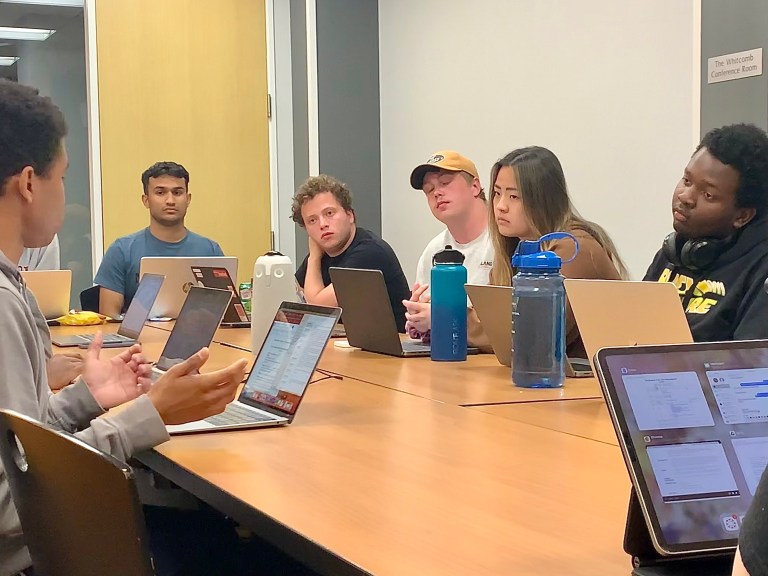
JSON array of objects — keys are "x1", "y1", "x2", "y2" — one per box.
[
  {"x1": 0, "y1": 79, "x2": 67, "y2": 196},
  {"x1": 141, "y1": 161, "x2": 190, "y2": 193},
  {"x1": 697, "y1": 123, "x2": 768, "y2": 215},
  {"x1": 291, "y1": 174, "x2": 354, "y2": 227}
]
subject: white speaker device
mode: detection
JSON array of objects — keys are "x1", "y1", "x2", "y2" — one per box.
[{"x1": 251, "y1": 251, "x2": 298, "y2": 351}]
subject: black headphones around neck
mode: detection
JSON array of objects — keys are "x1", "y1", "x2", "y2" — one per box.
[{"x1": 661, "y1": 232, "x2": 734, "y2": 271}]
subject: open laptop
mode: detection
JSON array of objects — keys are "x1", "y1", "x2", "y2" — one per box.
[
  {"x1": 465, "y1": 284, "x2": 593, "y2": 378},
  {"x1": 191, "y1": 265, "x2": 250, "y2": 327},
  {"x1": 139, "y1": 256, "x2": 237, "y2": 319},
  {"x1": 594, "y1": 341, "x2": 768, "y2": 565},
  {"x1": 20, "y1": 269, "x2": 71, "y2": 320},
  {"x1": 150, "y1": 286, "x2": 233, "y2": 378},
  {"x1": 52, "y1": 273, "x2": 165, "y2": 348},
  {"x1": 167, "y1": 302, "x2": 341, "y2": 434},
  {"x1": 329, "y1": 267, "x2": 432, "y2": 357},
  {"x1": 564, "y1": 280, "x2": 694, "y2": 373}
]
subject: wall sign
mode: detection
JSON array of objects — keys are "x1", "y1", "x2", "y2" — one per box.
[{"x1": 708, "y1": 48, "x2": 763, "y2": 84}]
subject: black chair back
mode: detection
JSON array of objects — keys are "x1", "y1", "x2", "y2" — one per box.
[{"x1": 79, "y1": 285, "x2": 100, "y2": 312}]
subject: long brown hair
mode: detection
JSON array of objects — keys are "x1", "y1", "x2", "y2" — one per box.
[{"x1": 488, "y1": 146, "x2": 628, "y2": 285}]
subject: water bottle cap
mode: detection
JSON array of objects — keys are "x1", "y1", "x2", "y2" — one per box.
[
  {"x1": 432, "y1": 245, "x2": 466, "y2": 266},
  {"x1": 514, "y1": 250, "x2": 562, "y2": 270},
  {"x1": 510, "y1": 232, "x2": 579, "y2": 270},
  {"x1": 263, "y1": 250, "x2": 284, "y2": 257}
]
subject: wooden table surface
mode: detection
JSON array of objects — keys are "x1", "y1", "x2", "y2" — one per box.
[
  {"x1": 139, "y1": 377, "x2": 632, "y2": 576},
  {"x1": 155, "y1": 324, "x2": 604, "y2": 406},
  {"x1": 470, "y1": 399, "x2": 619, "y2": 446},
  {"x1": 50, "y1": 323, "x2": 634, "y2": 575}
]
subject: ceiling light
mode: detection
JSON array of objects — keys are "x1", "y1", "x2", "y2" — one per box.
[
  {"x1": 0, "y1": 0, "x2": 82, "y2": 6},
  {"x1": 0, "y1": 56, "x2": 19, "y2": 66},
  {"x1": 0, "y1": 26, "x2": 55, "y2": 41}
]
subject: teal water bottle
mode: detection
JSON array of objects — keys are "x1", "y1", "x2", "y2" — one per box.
[
  {"x1": 430, "y1": 245, "x2": 467, "y2": 361},
  {"x1": 511, "y1": 232, "x2": 578, "y2": 388}
]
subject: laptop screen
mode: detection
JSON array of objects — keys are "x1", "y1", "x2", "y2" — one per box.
[
  {"x1": 598, "y1": 341, "x2": 768, "y2": 555},
  {"x1": 239, "y1": 303, "x2": 340, "y2": 417},
  {"x1": 191, "y1": 266, "x2": 248, "y2": 323},
  {"x1": 119, "y1": 273, "x2": 164, "y2": 339},
  {"x1": 156, "y1": 287, "x2": 232, "y2": 371}
]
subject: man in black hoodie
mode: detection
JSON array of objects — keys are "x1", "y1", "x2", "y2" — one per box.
[{"x1": 644, "y1": 123, "x2": 768, "y2": 342}]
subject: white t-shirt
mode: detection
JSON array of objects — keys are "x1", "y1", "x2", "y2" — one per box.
[
  {"x1": 18, "y1": 234, "x2": 60, "y2": 271},
  {"x1": 415, "y1": 228, "x2": 494, "y2": 296}
]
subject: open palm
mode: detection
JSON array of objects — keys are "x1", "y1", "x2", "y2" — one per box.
[{"x1": 82, "y1": 333, "x2": 152, "y2": 409}]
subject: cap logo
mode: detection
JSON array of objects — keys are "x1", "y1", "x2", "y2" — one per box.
[{"x1": 426, "y1": 154, "x2": 445, "y2": 164}]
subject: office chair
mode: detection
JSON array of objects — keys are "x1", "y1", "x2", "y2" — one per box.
[
  {"x1": 79, "y1": 285, "x2": 100, "y2": 312},
  {"x1": 0, "y1": 410, "x2": 154, "y2": 576}
]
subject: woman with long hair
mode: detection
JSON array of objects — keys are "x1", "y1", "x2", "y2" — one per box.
[{"x1": 469, "y1": 146, "x2": 628, "y2": 358}]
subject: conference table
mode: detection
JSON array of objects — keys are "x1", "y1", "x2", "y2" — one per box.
[
  {"x1": 145, "y1": 322, "x2": 605, "y2": 406},
  {"x1": 52, "y1": 323, "x2": 633, "y2": 575}
]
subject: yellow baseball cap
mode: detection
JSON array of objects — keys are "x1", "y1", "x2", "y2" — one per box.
[{"x1": 409, "y1": 150, "x2": 479, "y2": 189}]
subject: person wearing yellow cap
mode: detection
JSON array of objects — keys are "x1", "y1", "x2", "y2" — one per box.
[{"x1": 403, "y1": 151, "x2": 494, "y2": 339}]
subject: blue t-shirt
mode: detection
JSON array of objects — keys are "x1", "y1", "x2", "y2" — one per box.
[{"x1": 94, "y1": 227, "x2": 224, "y2": 312}]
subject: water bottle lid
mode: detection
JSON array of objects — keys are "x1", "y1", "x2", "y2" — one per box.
[
  {"x1": 514, "y1": 250, "x2": 562, "y2": 270},
  {"x1": 263, "y1": 250, "x2": 284, "y2": 257},
  {"x1": 511, "y1": 232, "x2": 579, "y2": 271},
  {"x1": 432, "y1": 245, "x2": 466, "y2": 266}
]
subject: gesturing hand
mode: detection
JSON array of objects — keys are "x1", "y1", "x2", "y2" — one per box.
[
  {"x1": 147, "y1": 348, "x2": 249, "y2": 425},
  {"x1": 82, "y1": 333, "x2": 152, "y2": 409}
]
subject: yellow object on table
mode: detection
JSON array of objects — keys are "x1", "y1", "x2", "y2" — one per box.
[{"x1": 55, "y1": 311, "x2": 109, "y2": 326}]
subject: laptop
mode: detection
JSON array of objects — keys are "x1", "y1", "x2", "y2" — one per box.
[
  {"x1": 150, "y1": 286, "x2": 233, "y2": 378},
  {"x1": 139, "y1": 256, "x2": 238, "y2": 319},
  {"x1": 465, "y1": 284, "x2": 593, "y2": 378},
  {"x1": 166, "y1": 302, "x2": 341, "y2": 434},
  {"x1": 52, "y1": 273, "x2": 165, "y2": 348},
  {"x1": 328, "y1": 267, "x2": 433, "y2": 357},
  {"x1": 191, "y1": 265, "x2": 250, "y2": 327},
  {"x1": 564, "y1": 280, "x2": 694, "y2": 373},
  {"x1": 20, "y1": 269, "x2": 71, "y2": 320},
  {"x1": 594, "y1": 341, "x2": 768, "y2": 563}
]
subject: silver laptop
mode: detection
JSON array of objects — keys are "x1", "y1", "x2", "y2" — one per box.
[
  {"x1": 20, "y1": 269, "x2": 71, "y2": 320},
  {"x1": 465, "y1": 284, "x2": 592, "y2": 377},
  {"x1": 139, "y1": 256, "x2": 238, "y2": 319},
  {"x1": 328, "y1": 267, "x2": 432, "y2": 357},
  {"x1": 167, "y1": 302, "x2": 341, "y2": 434},
  {"x1": 52, "y1": 274, "x2": 164, "y2": 348},
  {"x1": 594, "y1": 341, "x2": 768, "y2": 560},
  {"x1": 564, "y1": 279, "x2": 693, "y2": 373},
  {"x1": 150, "y1": 286, "x2": 233, "y2": 378}
]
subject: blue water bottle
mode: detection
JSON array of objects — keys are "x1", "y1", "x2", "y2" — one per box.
[
  {"x1": 511, "y1": 232, "x2": 578, "y2": 388},
  {"x1": 430, "y1": 245, "x2": 468, "y2": 361}
]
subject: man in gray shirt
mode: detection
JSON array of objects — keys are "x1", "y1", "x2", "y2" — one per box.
[{"x1": 0, "y1": 79, "x2": 248, "y2": 575}]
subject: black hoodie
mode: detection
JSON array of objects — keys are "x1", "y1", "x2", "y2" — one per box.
[{"x1": 644, "y1": 216, "x2": 768, "y2": 342}]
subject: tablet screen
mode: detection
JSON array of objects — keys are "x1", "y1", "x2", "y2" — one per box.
[{"x1": 598, "y1": 341, "x2": 768, "y2": 555}]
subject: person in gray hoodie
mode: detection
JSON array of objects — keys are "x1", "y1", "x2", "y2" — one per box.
[{"x1": 0, "y1": 80, "x2": 249, "y2": 576}]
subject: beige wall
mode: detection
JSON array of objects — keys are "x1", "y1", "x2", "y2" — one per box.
[{"x1": 96, "y1": 0, "x2": 271, "y2": 283}]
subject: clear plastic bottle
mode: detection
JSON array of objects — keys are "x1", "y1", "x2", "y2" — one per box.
[{"x1": 511, "y1": 233, "x2": 578, "y2": 388}]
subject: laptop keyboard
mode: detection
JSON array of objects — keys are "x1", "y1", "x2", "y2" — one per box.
[
  {"x1": 77, "y1": 333, "x2": 127, "y2": 343},
  {"x1": 401, "y1": 341, "x2": 431, "y2": 353},
  {"x1": 204, "y1": 403, "x2": 276, "y2": 426}
]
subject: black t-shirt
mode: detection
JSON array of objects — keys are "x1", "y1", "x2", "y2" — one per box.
[
  {"x1": 295, "y1": 227, "x2": 410, "y2": 331},
  {"x1": 740, "y1": 463, "x2": 768, "y2": 575}
]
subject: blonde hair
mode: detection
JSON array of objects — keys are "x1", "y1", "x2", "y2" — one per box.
[{"x1": 488, "y1": 146, "x2": 628, "y2": 285}]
